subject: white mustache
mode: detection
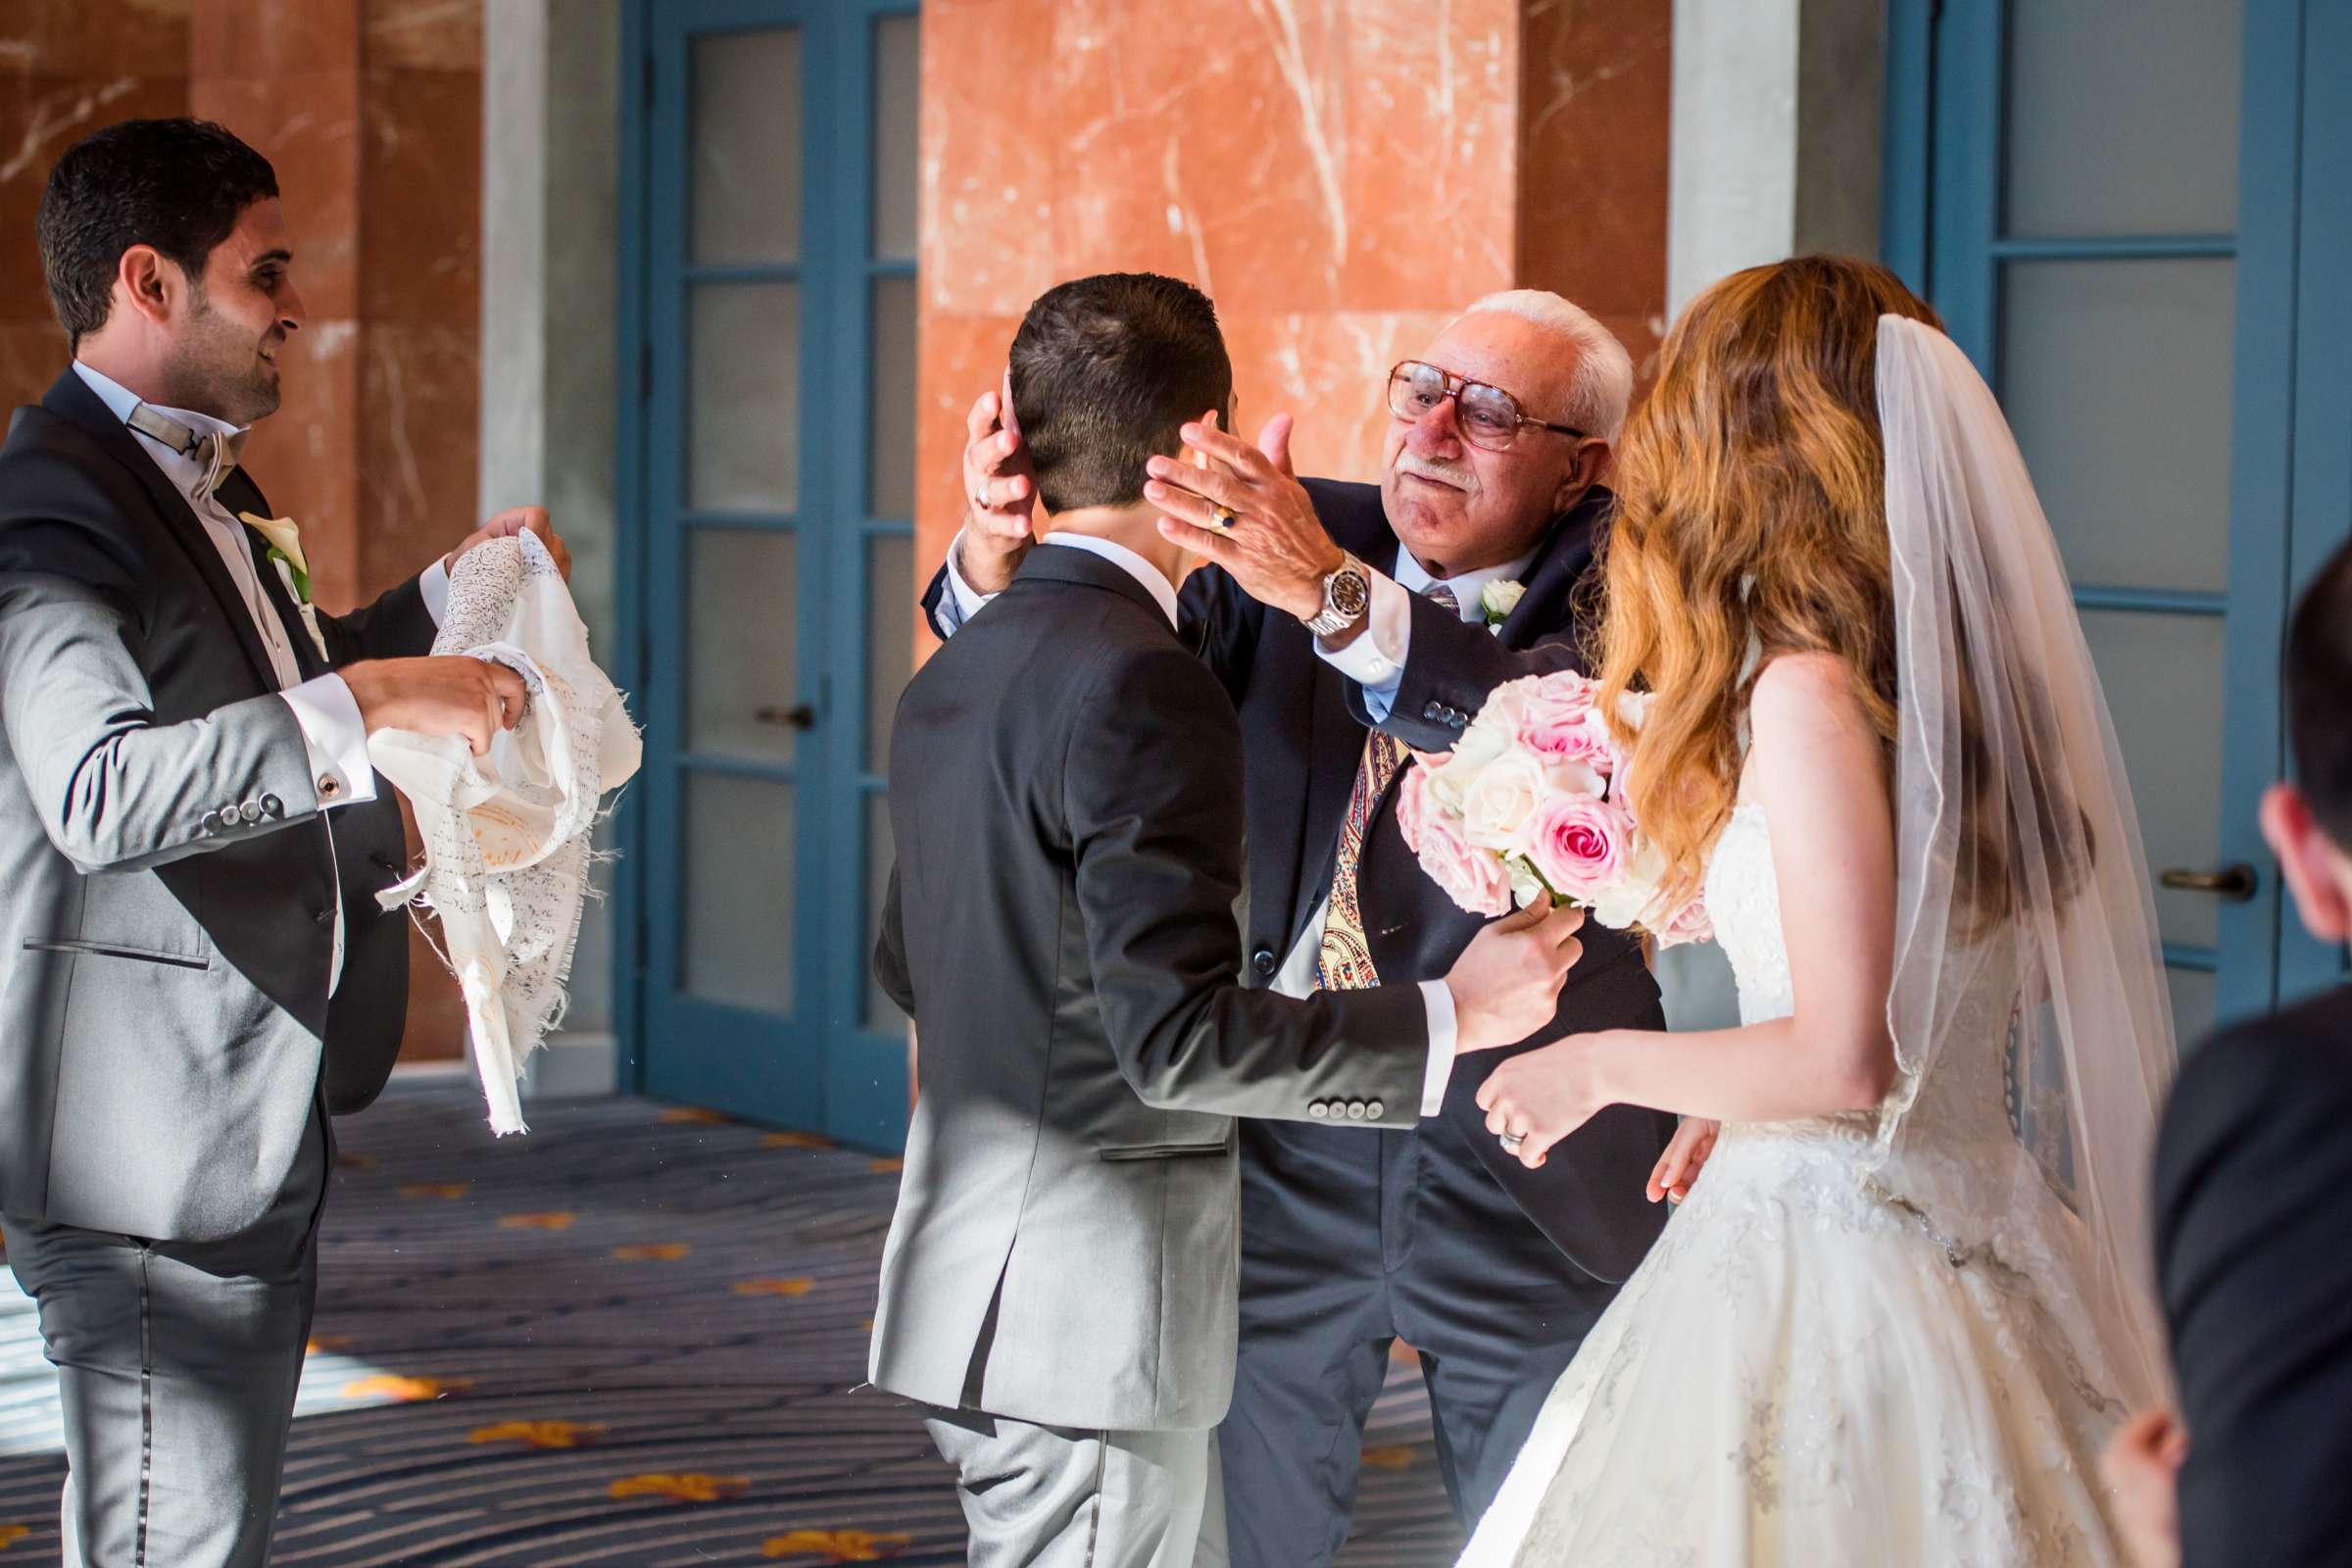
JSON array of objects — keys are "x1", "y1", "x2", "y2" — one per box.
[{"x1": 1392, "y1": 452, "x2": 1480, "y2": 495}]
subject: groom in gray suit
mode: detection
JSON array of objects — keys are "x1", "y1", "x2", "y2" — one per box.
[
  {"x1": 871, "y1": 272, "x2": 1586, "y2": 1565},
  {"x1": 0, "y1": 118, "x2": 568, "y2": 1566}
]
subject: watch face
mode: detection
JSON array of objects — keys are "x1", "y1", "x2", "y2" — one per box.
[{"x1": 1329, "y1": 569, "x2": 1371, "y2": 618}]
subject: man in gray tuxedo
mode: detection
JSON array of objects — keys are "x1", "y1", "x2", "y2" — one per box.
[{"x1": 0, "y1": 118, "x2": 568, "y2": 1567}]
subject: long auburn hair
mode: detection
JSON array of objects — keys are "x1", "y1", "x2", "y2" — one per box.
[{"x1": 1593, "y1": 256, "x2": 1941, "y2": 910}]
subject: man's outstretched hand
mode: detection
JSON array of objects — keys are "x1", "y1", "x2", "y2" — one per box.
[
  {"x1": 956, "y1": 370, "x2": 1038, "y2": 596},
  {"x1": 450, "y1": 505, "x2": 571, "y2": 580},
  {"x1": 1144, "y1": 413, "x2": 1344, "y2": 623}
]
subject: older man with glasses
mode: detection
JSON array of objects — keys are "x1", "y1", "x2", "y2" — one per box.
[{"x1": 930, "y1": 290, "x2": 1690, "y2": 1562}]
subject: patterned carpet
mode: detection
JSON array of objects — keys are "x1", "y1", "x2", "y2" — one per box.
[{"x1": 0, "y1": 1082, "x2": 1464, "y2": 1565}]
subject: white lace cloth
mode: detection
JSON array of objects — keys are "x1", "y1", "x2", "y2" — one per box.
[
  {"x1": 1457, "y1": 805, "x2": 2132, "y2": 1568},
  {"x1": 368, "y1": 534, "x2": 641, "y2": 1133}
]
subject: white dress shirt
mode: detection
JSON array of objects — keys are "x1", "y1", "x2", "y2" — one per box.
[
  {"x1": 73, "y1": 361, "x2": 449, "y2": 992},
  {"x1": 1004, "y1": 533, "x2": 1460, "y2": 1114}
]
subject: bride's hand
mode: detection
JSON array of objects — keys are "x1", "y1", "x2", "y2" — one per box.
[
  {"x1": 1476, "y1": 1033, "x2": 1615, "y2": 1170},
  {"x1": 1647, "y1": 1117, "x2": 1720, "y2": 1204}
]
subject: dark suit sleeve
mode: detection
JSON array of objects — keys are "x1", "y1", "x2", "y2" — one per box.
[
  {"x1": 0, "y1": 471, "x2": 327, "y2": 874},
  {"x1": 318, "y1": 574, "x2": 437, "y2": 665},
  {"x1": 1354, "y1": 596, "x2": 1586, "y2": 752},
  {"x1": 2156, "y1": 1007, "x2": 2352, "y2": 1568},
  {"x1": 1065, "y1": 642, "x2": 1431, "y2": 1121},
  {"x1": 872, "y1": 860, "x2": 915, "y2": 1016},
  {"x1": 1175, "y1": 562, "x2": 1263, "y2": 711}
]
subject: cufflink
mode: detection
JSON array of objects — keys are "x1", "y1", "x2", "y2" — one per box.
[{"x1": 318, "y1": 774, "x2": 342, "y2": 801}]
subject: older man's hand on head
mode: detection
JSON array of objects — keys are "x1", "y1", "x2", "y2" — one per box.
[
  {"x1": 1144, "y1": 412, "x2": 1346, "y2": 623},
  {"x1": 956, "y1": 368, "x2": 1039, "y2": 595}
]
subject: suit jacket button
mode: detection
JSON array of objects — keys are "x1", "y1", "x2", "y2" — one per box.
[
  {"x1": 261, "y1": 794, "x2": 285, "y2": 818},
  {"x1": 1308, "y1": 1102, "x2": 1329, "y2": 1119},
  {"x1": 1366, "y1": 1101, "x2": 1386, "y2": 1120},
  {"x1": 1346, "y1": 1101, "x2": 1366, "y2": 1120},
  {"x1": 1423, "y1": 701, "x2": 1443, "y2": 720},
  {"x1": 199, "y1": 810, "x2": 220, "y2": 834},
  {"x1": 240, "y1": 801, "x2": 264, "y2": 824},
  {"x1": 318, "y1": 774, "x2": 341, "y2": 801},
  {"x1": 1250, "y1": 949, "x2": 1276, "y2": 977}
]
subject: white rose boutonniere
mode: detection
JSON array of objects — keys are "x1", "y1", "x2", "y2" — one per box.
[
  {"x1": 240, "y1": 512, "x2": 331, "y2": 663},
  {"x1": 1480, "y1": 578, "x2": 1525, "y2": 633}
]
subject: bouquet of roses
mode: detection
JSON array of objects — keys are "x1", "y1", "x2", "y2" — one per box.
[{"x1": 1395, "y1": 669, "x2": 1712, "y2": 947}]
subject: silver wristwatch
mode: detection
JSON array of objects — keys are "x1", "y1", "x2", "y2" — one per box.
[{"x1": 1301, "y1": 553, "x2": 1373, "y2": 637}]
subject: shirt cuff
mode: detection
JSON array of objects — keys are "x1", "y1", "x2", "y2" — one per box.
[
  {"x1": 419, "y1": 556, "x2": 452, "y2": 625},
  {"x1": 939, "y1": 529, "x2": 997, "y2": 635},
  {"x1": 1315, "y1": 567, "x2": 1411, "y2": 722},
  {"x1": 280, "y1": 674, "x2": 377, "y2": 809},
  {"x1": 1417, "y1": 978, "x2": 1459, "y2": 1116}
]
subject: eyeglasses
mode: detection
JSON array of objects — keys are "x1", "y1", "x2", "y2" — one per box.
[{"x1": 1386, "y1": 361, "x2": 1589, "y2": 453}]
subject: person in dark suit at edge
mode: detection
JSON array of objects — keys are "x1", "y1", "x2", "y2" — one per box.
[{"x1": 2103, "y1": 532, "x2": 2352, "y2": 1568}]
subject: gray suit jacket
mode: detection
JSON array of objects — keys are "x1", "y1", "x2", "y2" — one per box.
[
  {"x1": 0, "y1": 368, "x2": 436, "y2": 1243},
  {"x1": 868, "y1": 546, "x2": 1434, "y2": 1433}
]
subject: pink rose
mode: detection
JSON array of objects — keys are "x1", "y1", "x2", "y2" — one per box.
[
  {"x1": 1524, "y1": 712, "x2": 1624, "y2": 777},
  {"x1": 1525, "y1": 794, "x2": 1633, "y2": 903},
  {"x1": 1654, "y1": 892, "x2": 1714, "y2": 950},
  {"x1": 1518, "y1": 674, "x2": 1620, "y2": 775},
  {"x1": 1409, "y1": 791, "x2": 1513, "y2": 916}
]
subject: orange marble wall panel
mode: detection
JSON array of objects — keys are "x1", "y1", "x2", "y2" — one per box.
[
  {"x1": 0, "y1": 0, "x2": 192, "y2": 412},
  {"x1": 913, "y1": 0, "x2": 1543, "y2": 608},
  {"x1": 189, "y1": 0, "x2": 361, "y2": 81},
  {"x1": 1517, "y1": 0, "x2": 1671, "y2": 376}
]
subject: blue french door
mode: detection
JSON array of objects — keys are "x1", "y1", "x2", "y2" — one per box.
[
  {"x1": 1887, "y1": 0, "x2": 2352, "y2": 1040},
  {"x1": 617, "y1": 0, "x2": 918, "y2": 1147}
]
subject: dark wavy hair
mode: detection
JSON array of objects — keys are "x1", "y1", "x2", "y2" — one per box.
[{"x1": 37, "y1": 118, "x2": 278, "y2": 349}]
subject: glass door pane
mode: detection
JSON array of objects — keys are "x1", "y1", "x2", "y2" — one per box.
[{"x1": 1984, "y1": 0, "x2": 2246, "y2": 1042}]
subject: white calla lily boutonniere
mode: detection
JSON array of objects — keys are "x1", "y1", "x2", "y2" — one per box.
[
  {"x1": 1480, "y1": 578, "x2": 1525, "y2": 634},
  {"x1": 240, "y1": 512, "x2": 332, "y2": 663}
]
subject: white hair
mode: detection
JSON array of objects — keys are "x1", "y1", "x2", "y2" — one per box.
[{"x1": 1448, "y1": 289, "x2": 1635, "y2": 442}]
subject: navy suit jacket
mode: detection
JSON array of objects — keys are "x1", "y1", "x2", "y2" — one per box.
[{"x1": 2154, "y1": 983, "x2": 2352, "y2": 1568}]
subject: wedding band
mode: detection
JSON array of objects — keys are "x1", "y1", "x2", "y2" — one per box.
[
  {"x1": 971, "y1": 490, "x2": 989, "y2": 510},
  {"x1": 1499, "y1": 1131, "x2": 1525, "y2": 1152},
  {"x1": 1207, "y1": 505, "x2": 1238, "y2": 531}
]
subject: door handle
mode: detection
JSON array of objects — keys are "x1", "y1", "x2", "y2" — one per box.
[
  {"x1": 2157, "y1": 863, "x2": 2258, "y2": 902},
  {"x1": 755, "y1": 704, "x2": 817, "y2": 731}
]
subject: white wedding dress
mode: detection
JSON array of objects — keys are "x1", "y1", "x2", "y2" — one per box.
[{"x1": 1456, "y1": 803, "x2": 2136, "y2": 1567}]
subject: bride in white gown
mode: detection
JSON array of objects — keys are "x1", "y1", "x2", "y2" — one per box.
[{"x1": 1456, "y1": 258, "x2": 2175, "y2": 1566}]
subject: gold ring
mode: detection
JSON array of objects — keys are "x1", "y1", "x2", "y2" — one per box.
[{"x1": 1208, "y1": 505, "x2": 1238, "y2": 530}]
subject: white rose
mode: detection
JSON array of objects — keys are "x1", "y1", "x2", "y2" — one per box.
[
  {"x1": 1482, "y1": 578, "x2": 1527, "y2": 622},
  {"x1": 1458, "y1": 750, "x2": 1549, "y2": 853},
  {"x1": 1587, "y1": 838, "x2": 1670, "y2": 931},
  {"x1": 1506, "y1": 855, "x2": 1547, "y2": 909}
]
